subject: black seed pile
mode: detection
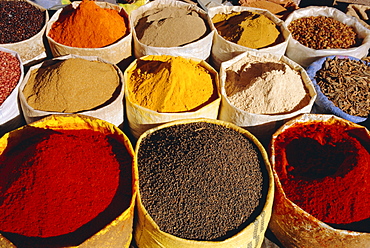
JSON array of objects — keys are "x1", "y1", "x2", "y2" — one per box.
[
  {"x1": 138, "y1": 121, "x2": 266, "y2": 241},
  {"x1": 0, "y1": 1, "x2": 46, "y2": 44}
]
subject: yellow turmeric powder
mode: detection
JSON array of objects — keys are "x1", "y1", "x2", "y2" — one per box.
[
  {"x1": 48, "y1": 0, "x2": 128, "y2": 48},
  {"x1": 127, "y1": 55, "x2": 218, "y2": 113},
  {"x1": 213, "y1": 11, "x2": 280, "y2": 49}
]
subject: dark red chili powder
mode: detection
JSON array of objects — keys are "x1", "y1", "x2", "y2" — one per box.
[
  {"x1": 273, "y1": 121, "x2": 370, "y2": 225},
  {"x1": 0, "y1": 127, "x2": 132, "y2": 239}
]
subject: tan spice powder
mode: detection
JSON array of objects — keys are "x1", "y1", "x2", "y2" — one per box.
[{"x1": 23, "y1": 58, "x2": 120, "y2": 113}]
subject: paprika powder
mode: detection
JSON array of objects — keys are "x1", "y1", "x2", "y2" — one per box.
[
  {"x1": 0, "y1": 126, "x2": 133, "y2": 246},
  {"x1": 273, "y1": 120, "x2": 370, "y2": 231},
  {"x1": 48, "y1": 0, "x2": 129, "y2": 48}
]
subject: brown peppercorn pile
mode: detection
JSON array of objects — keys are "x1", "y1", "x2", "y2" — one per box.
[
  {"x1": 288, "y1": 16, "x2": 359, "y2": 50},
  {"x1": 0, "y1": 1, "x2": 45, "y2": 44},
  {"x1": 138, "y1": 122, "x2": 267, "y2": 241},
  {"x1": 0, "y1": 51, "x2": 21, "y2": 105},
  {"x1": 315, "y1": 57, "x2": 370, "y2": 117}
]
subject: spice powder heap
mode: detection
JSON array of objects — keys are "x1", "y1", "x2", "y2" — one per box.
[
  {"x1": 0, "y1": 51, "x2": 21, "y2": 105},
  {"x1": 212, "y1": 11, "x2": 281, "y2": 49},
  {"x1": 138, "y1": 121, "x2": 266, "y2": 241},
  {"x1": 0, "y1": 0, "x2": 46, "y2": 44},
  {"x1": 225, "y1": 53, "x2": 310, "y2": 114},
  {"x1": 23, "y1": 57, "x2": 120, "y2": 113},
  {"x1": 273, "y1": 121, "x2": 370, "y2": 229},
  {"x1": 135, "y1": 6, "x2": 209, "y2": 47},
  {"x1": 48, "y1": 0, "x2": 128, "y2": 48},
  {"x1": 0, "y1": 128, "x2": 133, "y2": 240},
  {"x1": 127, "y1": 55, "x2": 218, "y2": 113}
]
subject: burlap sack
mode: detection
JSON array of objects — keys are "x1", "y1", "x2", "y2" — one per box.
[
  {"x1": 46, "y1": 1, "x2": 132, "y2": 65},
  {"x1": 0, "y1": 0, "x2": 48, "y2": 66},
  {"x1": 269, "y1": 113, "x2": 370, "y2": 248},
  {"x1": 285, "y1": 6, "x2": 370, "y2": 68},
  {"x1": 124, "y1": 55, "x2": 221, "y2": 139},
  {"x1": 130, "y1": 0, "x2": 214, "y2": 61},
  {"x1": 218, "y1": 50, "x2": 317, "y2": 145},
  {"x1": 134, "y1": 118, "x2": 274, "y2": 248},
  {"x1": 0, "y1": 114, "x2": 138, "y2": 248},
  {"x1": 0, "y1": 48, "x2": 25, "y2": 137},
  {"x1": 208, "y1": 6, "x2": 290, "y2": 70},
  {"x1": 18, "y1": 54, "x2": 125, "y2": 128}
]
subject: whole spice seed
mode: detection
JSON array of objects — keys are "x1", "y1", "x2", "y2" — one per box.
[
  {"x1": 138, "y1": 121, "x2": 266, "y2": 241},
  {"x1": 0, "y1": 1, "x2": 46, "y2": 44},
  {"x1": 288, "y1": 16, "x2": 360, "y2": 50},
  {"x1": 315, "y1": 57, "x2": 370, "y2": 117},
  {"x1": 0, "y1": 51, "x2": 21, "y2": 105}
]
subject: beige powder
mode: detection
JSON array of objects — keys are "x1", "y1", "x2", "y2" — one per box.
[
  {"x1": 23, "y1": 58, "x2": 120, "y2": 113},
  {"x1": 225, "y1": 55, "x2": 310, "y2": 114},
  {"x1": 135, "y1": 6, "x2": 209, "y2": 47}
]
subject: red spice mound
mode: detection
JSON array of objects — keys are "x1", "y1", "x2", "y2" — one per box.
[
  {"x1": 48, "y1": 0, "x2": 128, "y2": 48},
  {"x1": 273, "y1": 122, "x2": 370, "y2": 224},
  {"x1": 0, "y1": 128, "x2": 129, "y2": 238}
]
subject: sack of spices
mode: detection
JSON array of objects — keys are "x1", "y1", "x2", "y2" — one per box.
[
  {"x1": 0, "y1": 114, "x2": 137, "y2": 248},
  {"x1": 285, "y1": 6, "x2": 370, "y2": 68},
  {"x1": 19, "y1": 54, "x2": 125, "y2": 128},
  {"x1": 0, "y1": 48, "x2": 24, "y2": 137},
  {"x1": 130, "y1": 0, "x2": 214, "y2": 61},
  {"x1": 218, "y1": 50, "x2": 316, "y2": 146},
  {"x1": 124, "y1": 54, "x2": 221, "y2": 139},
  {"x1": 269, "y1": 113, "x2": 370, "y2": 248},
  {"x1": 208, "y1": 6, "x2": 290, "y2": 70},
  {"x1": 0, "y1": 0, "x2": 49, "y2": 66},
  {"x1": 306, "y1": 55, "x2": 369, "y2": 124},
  {"x1": 46, "y1": 0, "x2": 132, "y2": 64},
  {"x1": 134, "y1": 118, "x2": 274, "y2": 248}
]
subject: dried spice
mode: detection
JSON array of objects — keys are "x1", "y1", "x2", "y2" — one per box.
[
  {"x1": 273, "y1": 121, "x2": 370, "y2": 232},
  {"x1": 0, "y1": 1, "x2": 46, "y2": 44},
  {"x1": 138, "y1": 121, "x2": 266, "y2": 241},
  {"x1": 314, "y1": 57, "x2": 370, "y2": 117},
  {"x1": 0, "y1": 51, "x2": 21, "y2": 105},
  {"x1": 288, "y1": 16, "x2": 360, "y2": 50}
]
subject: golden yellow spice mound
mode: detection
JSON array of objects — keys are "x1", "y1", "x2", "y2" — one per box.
[
  {"x1": 213, "y1": 11, "x2": 280, "y2": 49},
  {"x1": 127, "y1": 55, "x2": 217, "y2": 113}
]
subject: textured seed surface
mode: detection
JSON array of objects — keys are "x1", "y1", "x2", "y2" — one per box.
[
  {"x1": 138, "y1": 122, "x2": 266, "y2": 241},
  {"x1": 315, "y1": 57, "x2": 370, "y2": 117},
  {"x1": 0, "y1": 51, "x2": 21, "y2": 105},
  {"x1": 288, "y1": 16, "x2": 359, "y2": 50},
  {"x1": 0, "y1": 1, "x2": 45, "y2": 44}
]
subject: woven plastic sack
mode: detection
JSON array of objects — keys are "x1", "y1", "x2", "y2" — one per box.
[
  {"x1": 208, "y1": 6, "x2": 291, "y2": 70},
  {"x1": 18, "y1": 54, "x2": 125, "y2": 128},
  {"x1": 0, "y1": 47, "x2": 24, "y2": 137},
  {"x1": 0, "y1": 114, "x2": 138, "y2": 248},
  {"x1": 130, "y1": 0, "x2": 214, "y2": 61},
  {"x1": 134, "y1": 118, "x2": 274, "y2": 248},
  {"x1": 306, "y1": 55, "x2": 368, "y2": 124},
  {"x1": 0, "y1": 0, "x2": 49, "y2": 66},
  {"x1": 46, "y1": 1, "x2": 132, "y2": 65},
  {"x1": 269, "y1": 113, "x2": 370, "y2": 248},
  {"x1": 284, "y1": 6, "x2": 370, "y2": 68}
]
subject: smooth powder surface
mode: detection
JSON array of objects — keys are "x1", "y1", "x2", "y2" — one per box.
[{"x1": 135, "y1": 6, "x2": 209, "y2": 47}]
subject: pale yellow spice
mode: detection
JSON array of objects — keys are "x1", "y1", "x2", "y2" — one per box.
[{"x1": 127, "y1": 55, "x2": 217, "y2": 113}]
